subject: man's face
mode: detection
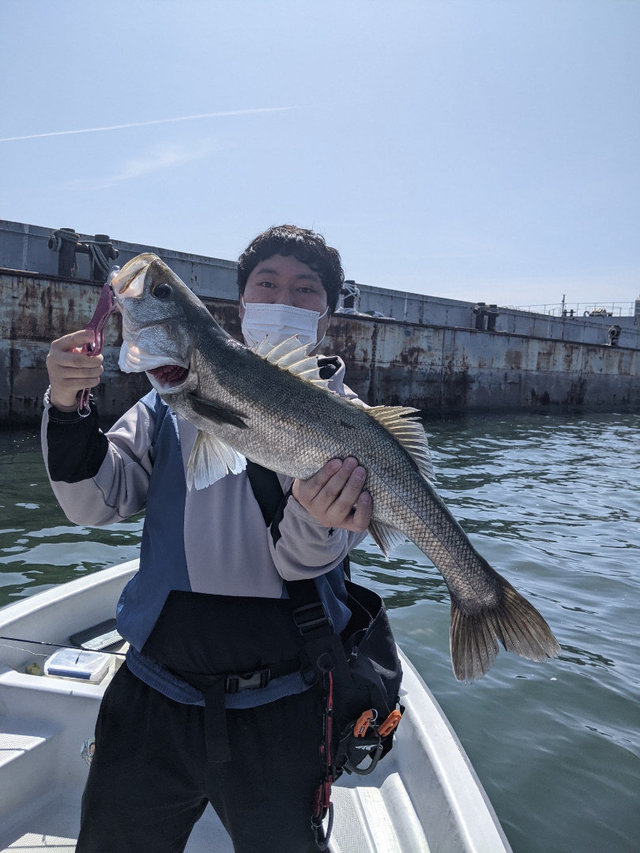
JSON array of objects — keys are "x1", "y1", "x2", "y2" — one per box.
[{"x1": 239, "y1": 254, "x2": 330, "y2": 344}]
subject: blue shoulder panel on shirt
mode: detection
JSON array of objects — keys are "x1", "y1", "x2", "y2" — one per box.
[{"x1": 116, "y1": 392, "x2": 191, "y2": 651}]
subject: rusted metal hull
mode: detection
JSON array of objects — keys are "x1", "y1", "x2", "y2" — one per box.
[
  {"x1": 329, "y1": 315, "x2": 640, "y2": 412},
  {"x1": 1, "y1": 270, "x2": 639, "y2": 427}
]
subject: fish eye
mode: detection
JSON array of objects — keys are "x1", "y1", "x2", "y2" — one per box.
[{"x1": 153, "y1": 282, "x2": 172, "y2": 300}]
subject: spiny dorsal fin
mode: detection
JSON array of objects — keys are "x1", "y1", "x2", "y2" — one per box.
[
  {"x1": 252, "y1": 339, "x2": 434, "y2": 480},
  {"x1": 366, "y1": 405, "x2": 435, "y2": 483},
  {"x1": 250, "y1": 336, "x2": 331, "y2": 391}
]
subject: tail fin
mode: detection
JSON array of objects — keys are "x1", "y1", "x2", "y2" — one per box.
[{"x1": 450, "y1": 580, "x2": 561, "y2": 682}]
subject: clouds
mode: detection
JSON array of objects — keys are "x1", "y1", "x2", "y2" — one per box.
[
  {"x1": 0, "y1": 107, "x2": 297, "y2": 144},
  {"x1": 105, "y1": 139, "x2": 216, "y2": 189},
  {"x1": 56, "y1": 137, "x2": 216, "y2": 193},
  {"x1": 2, "y1": 1, "x2": 637, "y2": 306},
  {"x1": 1, "y1": 105, "x2": 298, "y2": 195}
]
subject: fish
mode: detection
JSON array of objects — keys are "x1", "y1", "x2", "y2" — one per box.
[{"x1": 111, "y1": 252, "x2": 561, "y2": 681}]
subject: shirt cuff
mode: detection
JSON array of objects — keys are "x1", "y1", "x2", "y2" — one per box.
[{"x1": 43, "y1": 386, "x2": 92, "y2": 424}]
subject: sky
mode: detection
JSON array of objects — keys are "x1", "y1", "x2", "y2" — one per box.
[{"x1": 1, "y1": 0, "x2": 638, "y2": 311}]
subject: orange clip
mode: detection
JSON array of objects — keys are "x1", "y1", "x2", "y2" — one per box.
[
  {"x1": 378, "y1": 710, "x2": 402, "y2": 737},
  {"x1": 353, "y1": 709, "x2": 376, "y2": 737}
]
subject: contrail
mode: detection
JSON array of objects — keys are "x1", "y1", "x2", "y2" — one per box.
[{"x1": 0, "y1": 106, "x2": 296, "y2": 143}]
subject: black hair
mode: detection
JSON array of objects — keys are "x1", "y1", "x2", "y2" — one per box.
[{"x1": 237, "y1": 225, "x2": 344, "y2": 312}]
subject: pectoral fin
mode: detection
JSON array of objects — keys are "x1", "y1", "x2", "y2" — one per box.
[
  {"x1": 188, "y1": 393, "x2": 248, "y2": 429},
  {"x1": 187, "y1": 430, "x2": 247, "y2": 490}
]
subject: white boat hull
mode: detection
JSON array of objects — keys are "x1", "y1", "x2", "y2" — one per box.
[{"x1": 0, "y1": 562, "x2": 511, "y2": 852}]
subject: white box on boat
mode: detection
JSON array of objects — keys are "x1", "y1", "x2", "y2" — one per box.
[{"x1": 43, "y1": 648, "x2": 111, "y2": 683}]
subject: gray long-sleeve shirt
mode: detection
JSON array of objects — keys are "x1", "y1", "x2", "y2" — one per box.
[{"x1": 41, "y1": 356, "x2": 366, "y2": 601}]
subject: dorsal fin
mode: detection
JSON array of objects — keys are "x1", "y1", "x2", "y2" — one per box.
[
  {"x1": 366, "y1": 405, "x2": 435, "y2": 483},
  {"x1": 251, "y1": 337, "x2": 434, "y2": 482},
  {"x1": 250, "y1": 336, "x2": 331, "y2": 391}
]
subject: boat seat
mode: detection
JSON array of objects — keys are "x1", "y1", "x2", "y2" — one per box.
[
  {"x1": 0, "y1": 831, "x2": 76, "y2": 852},
  {"x1": 0, "y1": 715, "x2": 61, "y2": 771},
  {"x1": 0, "y1": 715, "x2": 62, "y2": 836}
]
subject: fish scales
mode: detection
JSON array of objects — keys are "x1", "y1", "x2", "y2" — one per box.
[{"x1": 113, "y1": 253, "x2": 561, "y2": 681}]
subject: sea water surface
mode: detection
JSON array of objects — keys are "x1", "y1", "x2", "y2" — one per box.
[{"x1": 1, "y1": 412, "x2": 639, "y2": 853}]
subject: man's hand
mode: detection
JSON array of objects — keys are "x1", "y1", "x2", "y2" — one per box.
[
  {"x1": 45, "y1": 330, "x2": 104, "y2": 411},
  {"x1": 292, "y1": 457, "x2": 372, "y2": 532}
]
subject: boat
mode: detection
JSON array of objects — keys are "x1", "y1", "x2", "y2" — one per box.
[{"x1": 0, "y1": 561, "x2": 512, "y2": 852}]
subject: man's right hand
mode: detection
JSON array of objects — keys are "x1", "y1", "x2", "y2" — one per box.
[
  {"x1": 292, "y1": 457, "x2": 372, "y2": 532},
  {"x1": 45, "y1": 330, "x2": 104, "y2": 411}
]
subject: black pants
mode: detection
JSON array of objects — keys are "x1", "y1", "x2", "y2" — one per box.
[{"x1": 77, "y1": 664, "x2": 325, "y2": 853}]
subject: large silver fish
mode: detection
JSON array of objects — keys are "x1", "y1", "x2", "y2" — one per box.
[{"x1": 111, "y1": 253, "x2": 560, "y2": 681}]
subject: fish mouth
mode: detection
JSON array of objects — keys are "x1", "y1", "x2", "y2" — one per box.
[{"x1": 147, "y1": 364, "x2": 190, "y2": 389}]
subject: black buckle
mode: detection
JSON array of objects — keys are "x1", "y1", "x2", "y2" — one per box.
[
  {"x1": 292, "y1": 603, "x2": 331, "y2": 635},
  {"x1": 225, "y1": 668, "x2": 271, "y2": 694},
  {"x1": 345, "y1": 737, "x2": 384, "y2": 776}
]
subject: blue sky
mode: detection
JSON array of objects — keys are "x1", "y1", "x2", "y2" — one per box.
[{"x1": 1, "y1": 0, "x2": 638, "y2": 310}]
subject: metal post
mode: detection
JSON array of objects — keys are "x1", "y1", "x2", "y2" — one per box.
[{"x1": 48, "y1": 228, "x2": 79, "y2": 278}]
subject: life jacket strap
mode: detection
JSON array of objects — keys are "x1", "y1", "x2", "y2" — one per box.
[
  {"x1": 199, "y1": 677, "x2": 231, "y2": 764},
  {"x1": 311, "y1": 668, "x2": 335, "y2": 851}
]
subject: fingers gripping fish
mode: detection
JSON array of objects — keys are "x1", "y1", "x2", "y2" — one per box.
[{"x1": 112, "y1": 253, "x2": 560, "y2": 682}]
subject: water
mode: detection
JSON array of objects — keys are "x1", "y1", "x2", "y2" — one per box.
[{"x1": 1, "y1": 412, "x2": 639, "y2": 853}]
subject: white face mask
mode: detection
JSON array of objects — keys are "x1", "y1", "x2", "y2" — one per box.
[{"x1": 240, "y1": 299, "x2": 329, "y2": 351}]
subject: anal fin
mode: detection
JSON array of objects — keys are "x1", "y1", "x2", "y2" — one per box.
[{"x1": 368, "y1": 521, "x2": 406, "y2": 558}]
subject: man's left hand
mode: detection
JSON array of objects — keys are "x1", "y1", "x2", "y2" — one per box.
[{"x1": 292, "y1": 457, "x2": 372, "y2": 532}]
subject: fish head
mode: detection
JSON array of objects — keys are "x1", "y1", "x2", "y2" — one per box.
[{"x1": 112, "y1": 253, "x2": 205, "y2": 394}]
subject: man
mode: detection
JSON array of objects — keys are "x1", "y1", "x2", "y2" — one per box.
[{"x1": 42, "y1": 225, "x2": 371, "y2": 852}]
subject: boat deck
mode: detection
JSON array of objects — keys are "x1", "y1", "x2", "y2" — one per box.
[
  {"x1": 0, "y1": 704, "x2": 430, "y2": 853},
  {"x1": 0, "y1": 563, "x2": 511, "y2": 853},
  {"x1": 0, "y1": 781, "x2": 431, "y2": 853}
]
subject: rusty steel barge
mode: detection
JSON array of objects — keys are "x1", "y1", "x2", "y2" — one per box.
[{"x1": 1, "y1": 219, "x2": 639, "y2": 427}]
